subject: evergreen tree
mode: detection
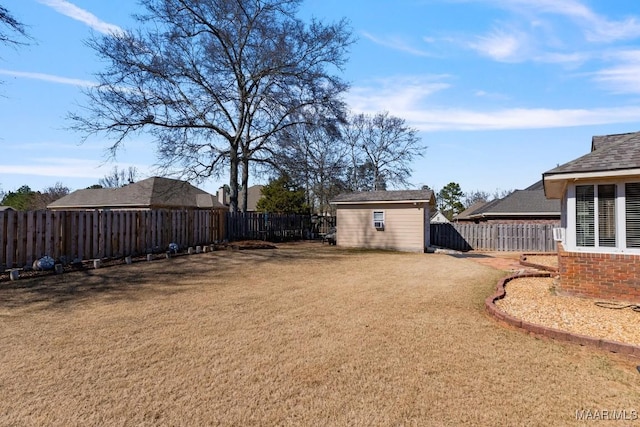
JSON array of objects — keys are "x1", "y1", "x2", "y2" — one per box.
[
  {"x1": 256, "y1": 175, "x2": 308, "y2": 214},
  {"x1": 438, "y1": 182, "x2": 465, "y2": 220}
]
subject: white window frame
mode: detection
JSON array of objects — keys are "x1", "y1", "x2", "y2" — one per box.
[
  {"x1": 566, "y1": 180, "x2": 640, "y2": 253},
  {"x1": 373, "y1": 210, "x2": 385, "y2": 229}
]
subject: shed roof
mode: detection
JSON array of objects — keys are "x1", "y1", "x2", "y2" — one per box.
[
  {"x1": 48, "y1": 177, "x2": 224, "y2": 209},
  {"x1": 331, "y1": 190, "x2": 434, "y2": 204}
]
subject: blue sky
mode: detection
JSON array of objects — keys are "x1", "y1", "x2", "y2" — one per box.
[{"x1": 2, "y1": 0, "x2": 640, "y2": 197}]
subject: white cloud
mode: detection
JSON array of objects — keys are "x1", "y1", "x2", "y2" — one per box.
[
  {"x1": 404, "y1": 106, "x2": 640, "y2": 131},
  {"x1": 592, "y1": 50, "x2": 640, "y2": 94},
  {"x1": 0, "y1": 158, "x2": 149, "y2": 180},
  {"x1": 0, "y1": 159, "x2": 109, "y2": 179},
  {"x1": 474, "y1": 90, "x2": 510, "y2": 100},
  {"x1": 449, "y1": 0, "x2": 640, "y2": 73},
  {"x1": 37, "y1": 0, "x2": 123, "y2": 35},
  {"x1": 361, "y1": 31, "x2": 432, "y2": 57},
  {"x1": 0, "y1": 69, "x2": 95, "y2": 87},
  {"x1": 469, "y1": 27, "x2": 524, "y2": 61},
  {"x1": 347, "y1": 75, "x2": 452, "y2": 114},
  {"x1": 479, "y1": 0, "x2": 640, "y2": 42},
  {"x1": 535, "y1": 51, "x2": 590, "y2": 65},
  {"x1": 348, "y1": 78, "x2": 640, "y2": 131}
]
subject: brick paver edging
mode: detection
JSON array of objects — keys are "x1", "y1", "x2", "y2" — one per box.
[
  {"x1": 485, "y1": 273, "x2": 640, "y2": 358},
  {"x1": 519, "y1": 253, "x2": 559, "y2": 273}
]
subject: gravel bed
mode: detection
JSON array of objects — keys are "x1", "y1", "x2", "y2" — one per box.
[
  {"x1": 521, "y1": 254, "x2": 558, "y2": 269},
  {"x1": 496, "y1": 277, "x2": 640, "y2": 347}
]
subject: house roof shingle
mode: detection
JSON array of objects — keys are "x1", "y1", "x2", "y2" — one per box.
[
  {"x1": 544, "y1": 131, "x2": 640, "y2": 198},
  {"x1": 331, "y1": 190, "x2": 434, "y2": 204},
  {"x1": 454, "y1": 200, "x2": 488, "y2": 220},
  {"x1": 456, "y1": 183, "x2": 560, "y2": 221},
  {"x1": 545, "y1": 131, "x2": 640, "y2": 176},
  {"x1": 48, "y1": 177, "x2": 224, "y2": 209},
  {"x1": 471, "y1": 190, "x2": 559, "y2": 216}
]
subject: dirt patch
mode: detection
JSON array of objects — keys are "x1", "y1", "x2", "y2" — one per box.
[
  {"x1": 221, "y1": 240, "x2": 278, "y2": 250},
  {"x1": 0, "y1": 244, "x2": 638, "y2": 425},
  {"x1": 450, "y1": 251, "x2": 538, "y2": 273},
  {"x1": 521, "y1": 254, "x2": 559, "y2": 271}
]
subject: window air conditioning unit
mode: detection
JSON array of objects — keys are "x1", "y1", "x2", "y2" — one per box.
[
  {"x1": 374, "y1": 221, "x2": 384, "y2": 229},
  {"x1": 552, "y1": 227, "x2": 565, "y2": 242}
]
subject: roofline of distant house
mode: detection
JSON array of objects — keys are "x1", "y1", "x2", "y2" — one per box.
[
  {"x1": 49, "y1": 203, "x2": 147, "y2": 209},
  {"x1": 467, "y1": 212, "x2": 559, "y2": 218},
  {"x1": 330, "y1": 199, "x2": 432, "y2": 205},
  {"x1": 48, "y1": 203, "x2": 223, "y2": 209}
]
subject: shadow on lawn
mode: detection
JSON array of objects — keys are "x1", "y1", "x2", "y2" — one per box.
[
  {"x1": 0, "y1": 243, "x2": 345, "y2": 310},
  {"x1": 0, "y1": 267, "x2": 190, "y2": 310},
  {"x1": 447, "y1": 253, "x2": 492, "y2": 259}
]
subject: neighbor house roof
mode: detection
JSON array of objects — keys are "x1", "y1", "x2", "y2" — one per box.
[
  {"x1": 456, "y1": 182, "x2": 560, "y2": 221},
  {"x1": 331, "y1": 190, "x2": 434, "y2": 205},
  {"x1": 0, "y1": 206, "x2": 15, "y2": 212},
  {"x1": 454, "y1": 200, "x2": 488, "y2": 221},
  {"x1": 544, "y1": 131, "x2": 640, "y2": 198},
  {"x1": 48, "y1": 177, "x2": 224, "y2": 210},
  {"x1": 430, "y1": 210, "x2": 450, "y2": 223},
  {"x1": 471, "y1": 190, "x2": 559, "y2": 217}
]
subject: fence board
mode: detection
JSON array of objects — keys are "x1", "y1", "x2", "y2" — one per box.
[
  {"x1": 6, "y1": 211, "x2": 15, "y2": 268},
  {"x1": 0, "y1": 211, "x2": 5, "y2": 269},
  {"x1": 431, "y1": 222, "x2": 559, "y2": 252},
  {"x1": 0, "y1": 209, "x2": 310, "y2": 269},
  {"x1": 16, "y1": 212, "x2": 26, "y2": 267}
]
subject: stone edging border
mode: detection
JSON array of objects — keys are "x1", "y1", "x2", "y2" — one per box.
[
  {"x1": 519, "y1": 253, "x2": 559, "y2": 273},
  {"x1": 485, "y1": 272, "x2": 640, "y2": 358}
]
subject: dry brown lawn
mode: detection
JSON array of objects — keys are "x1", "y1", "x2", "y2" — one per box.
[{"x1": 1, "y1": 243, "x2": 639, "y2": 426}]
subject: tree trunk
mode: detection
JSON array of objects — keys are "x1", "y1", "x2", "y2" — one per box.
[
  {"x1": 229, "y1": 147, "x2": 239, "y2": 213},
  {"x1": 241, "y1": 156, "x2": 249, "y2": 213}
]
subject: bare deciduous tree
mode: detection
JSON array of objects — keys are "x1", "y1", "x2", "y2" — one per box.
[
  {"x1": 464, "y1": 190, "x2": 491, "y2": 208},
  {"x1": 99, "y1": 166, "x2": 139, "y2": 188},
  {"x1": 343, "y1": 112, "x2": 425, "y2": 191},
  {"x1": 271, "y1": 120, "x2": 347, "y2": 214},
  {"x1": 33, "y1": 182, "x2": 71, "y2": 209},
  {"x1": 0, "y1": 5, "x2": 28, "y2": 47},
  {"x1": 70, "y1": 0, "x2": 353, "y2": 212}
]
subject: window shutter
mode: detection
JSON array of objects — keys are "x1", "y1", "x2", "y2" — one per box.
[
  {"x1": 576, "y1": 185, "x2": 594, "y2": 247},
  {"x1": 598, "y1": 184, "x2": 616, "y2": 247},
  {"x1": 626, "y1": 183, "x2": 640, "y2": 248}
]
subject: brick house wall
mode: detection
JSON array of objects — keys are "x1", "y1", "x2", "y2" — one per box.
[{"x1": 557, "y1": 243, "x2": 640, "y2": 302}]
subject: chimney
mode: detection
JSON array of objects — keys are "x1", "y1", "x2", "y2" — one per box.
[{"x1": 217, "y1": 187, "x2": 229, "y2": 206}]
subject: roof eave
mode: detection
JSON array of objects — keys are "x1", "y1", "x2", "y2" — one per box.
[{"x1": 544, "y1": 167, "x2": 640, "y2": 198}]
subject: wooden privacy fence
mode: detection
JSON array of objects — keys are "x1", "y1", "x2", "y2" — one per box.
[
  {"x1": 225, "y1": 212, "x2": 310, "y2": 242},
  {"x1": 0, "y1": 209, "x2": 224, "y2": 269},
  {"x1": 430, "y1": 223, "x2": 560, "y2": 252}
]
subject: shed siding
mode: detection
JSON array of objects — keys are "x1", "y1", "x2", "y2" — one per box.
[{"x1": 336, "y1": 203, "x2": 426, "y2": 252}]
